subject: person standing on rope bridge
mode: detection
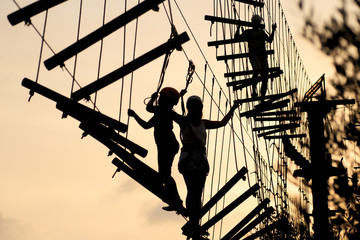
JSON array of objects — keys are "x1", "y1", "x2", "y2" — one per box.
[
  {"x1": 235, "y1": 14, "x2": 277, "y2": 99},
  {"x1": 177, "y1": 96, "x2": 240, "y2": 239},
  {"x1": 128, "y1": 87, "x2": 187, "y2": 216}
]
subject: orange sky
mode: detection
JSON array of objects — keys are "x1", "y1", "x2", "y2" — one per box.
[{"x1": 1, "y1": 1, "x2": 338, "y2": 240}]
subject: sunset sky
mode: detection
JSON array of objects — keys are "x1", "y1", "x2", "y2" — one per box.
[{"x1": 1, "y1": 1, "x2": 338, "y2": 240}]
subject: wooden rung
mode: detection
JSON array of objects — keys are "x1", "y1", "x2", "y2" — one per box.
[
  {"x1": 230, "y1": 207, "x2": 274, "y2": 240},
  {"x1": 263, "y1": 134, "x2": 306, "y2": 139},
  {"x1": 8, "y1": 0, "x2": 67, "y2": 26},
  {"x1": 234, "y1": 0, "x2": 265, "y2": 8},
  {"x1": 303, "y1": 74, "x2": 325, "y2": 102},
  {"x1": 240, "y1": 100, "x2": 289, "y2": 118},
  {"x1": 21, "y1": 78, "x2": 128, "y2": 133},
  {"x1": 225, "y1": 67, "x2": 281, "y2": 79},
  {"x1": 85, "y1": 123, "x2": 160, "y2": 180},
  {"x1": 256, "y1": 110, "x2": 297, "y2": 116},
  {"x1": 112, "y1": 158, "x2": 181, "y2": 208},
  {"x1": 71, "y1": 32, "x2": 190, "y2": 101},
  {"x1": 258, "y1": 124, "x2": 300, "y2": 137},
  {"x1": 79, "y1": 122, "x2": 148, "y2": 158},
  {"x1": 44, "y1": 0, "x2": 166, "y2": 70},
  {"x1": 242, "y1": 218, "x2": 284, "y2": 240},
  {"x1": 254, "y1": 116, "x2": 301, "y2": 122},
  {"x1": 221, "y1": 198, "x2": 270, "y2": 240},
  {"x1": 253, "y1": 123, "x2": 299, "y2": 132},
  {"x1": 208, "y1": 38, "x2": 244, "y2": 47},
  {"x1": 204, "y1": 15, "x2": 264, "y2": 29},
  {"x1": 217, "y1": 50, "x2": 273, "y2": 61},
  {"x1": 200, "y1": 184, "x2": 259, "y2": 231},
  {"x1": 200, "y1": 167, "x2": 248, "y2": 217},
  {"x1": 228, "y1": 69, "x2": 282, "y2": 87}
]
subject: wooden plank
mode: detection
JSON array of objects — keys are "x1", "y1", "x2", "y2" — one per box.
[
  {"x1": 200, "y1": 167, "x2": 248, "y2": 217},
  {"x1": 234, "y1": 0, "x2": 265, "y2": 7},
  {"x1": 303, "y1": 74, "x2": 325, "y2": 102},
  {"x1": 221, "y1": 198, "x2": 270, "y2": 240},
  {"x1": 79, "y1": 122, "x2": 148, "y2": 158},
  {"x1": 44, "y1": 0, "x2": 166, "y2": 70},
  {"x1": 208, "y1": 38, "x2": 245, "y2": 47},
  {"x1": 233, "y1": 70, "x2": 283, "y2": 91},
  {"x1": 217, "y1": 50, "x2": 273, "y2": 61},
  {"x1": 71, "y1": 32, "x2": 190, "y2": 101},
  {"x1": 256, "y1": 110, "x2": 297, "y2": 116},
  {"x1": 258, "y1": 124, "x2": 300, "y2": 137},
  {"x1": 254, "y1": 116, "x2": 301, "y2": 122},
  {"x1": 231, "y1": 207, "x2": 274, "y2": 240},
  {"x1": 8, "y1": 0, "x2": 67, "y2": 26},
  {"x1": 240, "y1": 99, "x2": 290, "y2": 118},
  {"x1": 21, "y1": 78, "x2": 128, "y2": 133},
  {"x1": 204, "y1": 15, "x2": 264, "y2": 29},
  {"x1": 242, "y1": 218, "x2": 284, "y2": 240},
  {"x1": 264, "y1": 134, "x2": 306, "y2": 139},
  {"x1": 200, "y1": 184, "x2": 260, "y2": 231},
  {"x1": 225, "y1": 67, "x2": 280, "y2": 78},
  {"x1": 112, "y1": 158, "x2": 180, "y2": 209},
  {"x1": 253, "y1": 123, "x2": 299, "y2": 132}
]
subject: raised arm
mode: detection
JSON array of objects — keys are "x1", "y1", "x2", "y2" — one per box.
[
  {"x1": 128, "y1": 109, "x2": 153, "y2": 129},
  {"x1": 267, "y1": 23, "x2": 277, "y2": 43},
  {"x1": 204, "y1": 100, "x2": 240, "y2": 129}
]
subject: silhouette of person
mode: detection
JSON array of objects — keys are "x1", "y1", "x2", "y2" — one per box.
[
  {"x1": 235, "y1": 14, "x2": 277, "y2": 99},
  {"x1": 128, "y1": 87, "x2": 186, "y2": 215},
  {"x1": 176, "y1": 96, "x2": 240, "y2": 239}
]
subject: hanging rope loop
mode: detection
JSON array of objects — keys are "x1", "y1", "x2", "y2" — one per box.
[{"x1": 180, "y1": 60, "x2": 196, "y2": 114}]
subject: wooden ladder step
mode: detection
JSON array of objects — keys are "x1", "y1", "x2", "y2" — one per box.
[
  {"x1": 225, "y1": 67, "x2": 281, "y2": 78},
  {"x1": 258, "y1": 124, "x2": 300, "y2": 137},
  {"x1": 199, "y1": 184, "x2": 260, "y2": 232},
  {"x1": 263, "y1": 134, "x2": 306, "y2": 139},
  {"x1": 208, "y1": 38, "x2": 244, "y2": 47},
  {"x1": 8, "y1": 0, "x2": 67, "y2": 26},
  {"x1": 200, "y1": 167, "x2": 248, "y2": 217},
  {"x1": 204, "y1": 15, "x2": 265, "y2": 28},
  {"x1": 233, "y1": 70, "x2": 283, "y2": 91},
  {"x1": 242, "y1": 218, "x2": 285, "y2": 240},
  {"x1": 256, "y1": 110, "x2": 297, "y2": 116},
  {"x1": 71, "y1": 32, "x2": 189, "y2": 101},
  {"x1": 217, "y1": 50, "x2": 273, "y2": 61},
  {"x1": 240, "y1": 99, "x2": 290, "y2": 118},
  {"x1": 79, "y1": 122, "x2": 148, "y2": 158},
  {"x1": 44, "y1": 0, "x2": 166, "y2": 70},
  {"x1": 230, "y1": 207, "x2": 274, "y2": 240},
  {"x1": 234, "y1": 0, "x2": 265, "y2": 8},
  {"x1": 21, "y1": 78, "x2": 128, "y2": 133},
  {"x1": 221, "y1": 198, "x2": 270, "y2": 240},
  {"x1": 254, "y1": 116, "x2": 301, "y2": 122},
  {"x1": 253, "y1": 123, "x2": 299, "y2": 132}
]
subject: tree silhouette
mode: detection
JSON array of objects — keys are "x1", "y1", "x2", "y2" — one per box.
[{"x1": 299, "y1": 0, "x2": 360, "y2": 239}]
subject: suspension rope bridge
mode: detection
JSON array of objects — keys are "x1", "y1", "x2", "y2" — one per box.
[{"x1": 7, "y1": 0, "x2": 339, "y2": 239}]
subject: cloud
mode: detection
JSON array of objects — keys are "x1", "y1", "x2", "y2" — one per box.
[{"x1": 0, "y1": 214, "x2": 38, "y2": 240}]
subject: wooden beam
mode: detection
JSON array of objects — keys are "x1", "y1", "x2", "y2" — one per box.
[
  {"x1": 204, "y1": 15, "x2": 264, "y2": 29},
  {"x1": 200, "y1": 167, "x2": 248, "y2": 217},
  {"x1": 258, "y1": 124, "x2": 300, "y2": 137},
  {"x1": 264, "y1": 134, "x2": 306, "y2": 139},
  {"x1": 8, "y1": 0, "x2": 68, "y2": 26},
  {"x1": 231, "y1": 207, "x2": 274, "y2": 240},
  {"x1": 217, "y1": 50, "x2": 273, "y2": 61},
  {"x1": 253, "y1": 123, "x2": 299, "y2": 132},
  {"x1": 240, "y1": 99, "x2": 290, "y2": 118},
  {"x1": 225, "y1": 67, "x2": 280, "y2": 78},
  {"x1": 208, "y1": 38, "x2": 245, "y2": 47},
  {"x1": 71, "y1": 32, "x2": 190, "y2": 101},
  {"x1": 242, "y1": 218, "x2": 285, "y2": 240},
  {"x1": 21, "y1": 78, "x2": 128, "y2": 133},
  {"x1": 234, "y1": 0, "x2": 265, "y2": 8},
  {"x1": 79, "y1": 122, "x2": 148, "y2": 158},
  {"x1": 256, "y1": 110, "x2": 297, "y2": 116},
  {"x1": 254, "y1": 116, "x2": 301, "y2": 122},
  {"x1": 200, "y1": 184, "x2": 259, "y2": 231},
  {"x1": 221, "y1": 198, "x2": 270, "y2": 240},
  {"x1": 44, "y1": 0, "x2": 166, "y2": 70}
]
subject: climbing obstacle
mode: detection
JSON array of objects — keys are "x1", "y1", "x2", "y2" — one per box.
[{"x1": 9, "y1": 0, "x2": 321, "y2": 239}]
